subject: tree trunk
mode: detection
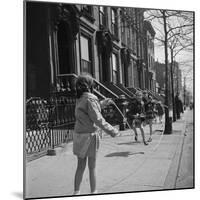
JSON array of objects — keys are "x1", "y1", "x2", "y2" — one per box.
[
  {"x1": 163, "y1": 10, "x2": 172, "y2": 134},
  {"x1": 170, "y1": 49, "x2": 176, "y2": 122}
]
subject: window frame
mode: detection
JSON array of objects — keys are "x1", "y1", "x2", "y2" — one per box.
[
  {"x1": 111, "y1": 8, "x2": 119, "y2": 39},
  {"x1": 111, "y1": 52, "x2": 119, "y2": 84},
  {"x1": 80, "y1": 33, "x2": 93, "y2": 75},
  {"x1": 81, "y1": 5, "x2": 95, "y2": 23},
  {"x1": 99, "y1": 6, "x2": 107, "y2": 29}
]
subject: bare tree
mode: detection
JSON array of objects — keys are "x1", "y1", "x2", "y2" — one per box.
[{"x1": 144, "y1": 9, "x2": 194, "y2": 133}]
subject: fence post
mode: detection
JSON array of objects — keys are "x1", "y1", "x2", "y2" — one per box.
[
  {"x1": 47, "y1": 97, "x2": 56, "y2": 156},
  {"x1": 116, "y1": 95, "x2": 129, "y2": 130}
]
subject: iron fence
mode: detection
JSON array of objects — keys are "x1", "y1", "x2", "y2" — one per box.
[
  {"x1": 26, "y1": 98, "x2": 50, "y2": 156},
  {"x1": 26, "y1": 94, "x2": 76, "y2": 160}
]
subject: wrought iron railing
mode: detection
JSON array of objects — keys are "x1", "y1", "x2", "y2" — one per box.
[
  {"x1": 26, "y1": 98, "x2": 51, "y2": 156},
  {"x1": 48, "y1": 92, "x2": 76, "y2": 151},
  {"x1": 26, "y1": 94, "x2": 75, "y2": 160},
  {"x1": 49, "y1": 92, "x2": 76, "y2": 127}
]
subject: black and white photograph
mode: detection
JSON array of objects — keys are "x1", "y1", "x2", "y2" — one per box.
[{"x1": 23, "y1": 0, "x2": 194, "y2": 199}]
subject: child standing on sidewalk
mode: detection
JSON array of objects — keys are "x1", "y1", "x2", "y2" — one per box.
[{"x1": 73, "y1": 73, "x2": 119, "y2": 195}]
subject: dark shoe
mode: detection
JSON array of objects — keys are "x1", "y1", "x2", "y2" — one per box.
[
  {"x1": 143, "y1": 141, "x2": 148, "y2": 145},
  {"x1": 147, "y1": 137, "x2": 152, "y2": 142},
  {"x1": 135, "y1": 135, "x2": 138, "y2": 142}
]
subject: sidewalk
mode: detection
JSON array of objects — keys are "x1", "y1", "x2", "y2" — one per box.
[{"x1": 25, "y1": 112, "x2": 187, "y2": 199}]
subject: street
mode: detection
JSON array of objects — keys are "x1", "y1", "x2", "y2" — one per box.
[{"x1": 25, "y1": 110, "x2": 194, "y2": 199}]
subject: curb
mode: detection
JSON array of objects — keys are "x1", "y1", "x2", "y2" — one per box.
[{"x1": 163, "y1": 117, "x2": 187, "y2": 189}]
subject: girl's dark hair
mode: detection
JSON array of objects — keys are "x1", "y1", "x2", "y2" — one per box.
[{"x1": 75, "y1": 73, "x2": 94, "y2": 98}]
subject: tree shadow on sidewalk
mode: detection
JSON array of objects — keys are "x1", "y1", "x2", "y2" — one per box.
[
  {"x1": 117, "y1": 141, "x2": 140, "y2": 145},
  {"x1": 105, "y1": 151, "x2": 144, "y2": 157}
]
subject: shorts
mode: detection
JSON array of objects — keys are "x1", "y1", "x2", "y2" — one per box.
[
  {"x1": 73, "y1": 131, "x2": 100, "y2": 158},
  {"x1": 133, "y1": 118, "x2": 143, "y2": 127}
]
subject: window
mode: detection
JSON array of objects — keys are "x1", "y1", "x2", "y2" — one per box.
[
  {"x1": 121, "y1": 19, "x2": 126, "y2": 44},
  {"x1": 82, "y1": 5, "x2": 93, "y2": 15},
  {"x1": 111, "y1": 9, "x2": 118, "y2": 37},
  {"x1": 80, "y1": 35, "x2": 92, "y2": 74},
  {"x1": 132, "y1": 28, "x2": 137, "y2": 54},
  {"x1": 127, "y1": 27, "x2": 131, "y2": 48},
  {"x1": 99, "y1": 6, "x2": 107, "y2": 28},
  {"x1": 128, "y1": 60, "x2": 134, "y2": 87},
  {"x1": 112, "y1": 53, "x2": 118, "y2": 84},
  {"x1": 81, "y1": 5, "x2": 94, "y2": 22}
]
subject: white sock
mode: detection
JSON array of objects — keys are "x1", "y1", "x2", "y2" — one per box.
[{"x1": 73, "y1": 190, "x2": 80, "y2": 195}]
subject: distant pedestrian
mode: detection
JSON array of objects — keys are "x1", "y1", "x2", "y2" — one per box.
[
  {"x1": 73, "y1": 73, "x2": 118, "y2": 195},
  {"x1": 156, "y1": 101, "x2": 164, "y2": 123},
  {"x1": 127, "y1": 91, "x2": 148, "y2": 145},
  {"x1": 175, "y1": 94, "x2": 184, "y2": 119},
  {"x1": 189, "y1": 102, "x2": 193, "y2": 110}
]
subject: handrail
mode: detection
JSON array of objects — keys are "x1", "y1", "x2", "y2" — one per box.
[
  {"x1": 127, "y1": 87, "x2": 137, "y2": 96},
  {"x1": 147, "y1": 89, "x2": 158, "y2": 99},
  {"x1": 117, "y1": 83, "x2": 135, "y2": 98},
  {"x1": 93, "y1": 89, "x2": 106, "y2": 100},
  {"x1": 136, "y1": 87, "x2": 143, "y2": 92},
  {"x1": 93, "y1": 79, "x2": 119, "y2": 99},
  {"x1": 112, "y1": 84, "x2": 133, "y2": 99},
  {"x1": 26, "y1": 97, "x2": 45, "y2": 104},
  {"x1": 57, "y1": 73, "x2": 78, "y2": 78}
]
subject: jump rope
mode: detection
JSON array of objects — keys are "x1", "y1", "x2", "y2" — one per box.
[{"x1": 60, "y1": 96, "x2": 165, "y2": 157}]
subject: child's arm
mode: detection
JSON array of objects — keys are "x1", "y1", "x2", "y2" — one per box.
[
  {"x1": 87, "y1": 98, "x2": 118, "y2": 137},
  {"x1": 99, "y1": 98, "x2": 113, "y2": 109}
]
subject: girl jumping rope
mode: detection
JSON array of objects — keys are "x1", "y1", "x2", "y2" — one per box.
[{"x1": 127, "y1": 91, "x2": 148, "y2": 145}]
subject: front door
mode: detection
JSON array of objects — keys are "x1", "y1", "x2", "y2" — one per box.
[{"x1": 57, "y1": 20, "x2": 74, "y2": 75}]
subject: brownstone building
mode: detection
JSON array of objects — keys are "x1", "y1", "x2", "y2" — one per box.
[
  {"x1": 26, "y1": 2, "x2": 156, "y2": 99},
  {"x1": 25, "y1": 1, "x2": 158, "y2": 156}
]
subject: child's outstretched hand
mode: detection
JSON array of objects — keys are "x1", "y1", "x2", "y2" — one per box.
[{"x1": 110, "y1": 128, "x2": 120, "y2": 137}]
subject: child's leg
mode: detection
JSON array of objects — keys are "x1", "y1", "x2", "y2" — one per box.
[
  {"x1": 139, "y1": 126, "x2": 148, "y2": 145},
  {"x1": 133, "y1": 127, "x2": 138, "y2": 141},
  {"x1": 74, "y1": 156, "x2": 87, "y2": 194},
  {"x1": 88, "y1": 156, "x2": 97, "y2": 193},
  {"x1": 128, "y1": 119, "x2": 138, "y2": 141},
  {"x1": 132, "y1": 120, "x2": 138, "y2": 141},
  {"x1": 148, "y1": 120, "x2": 153, "y2": 142}
]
